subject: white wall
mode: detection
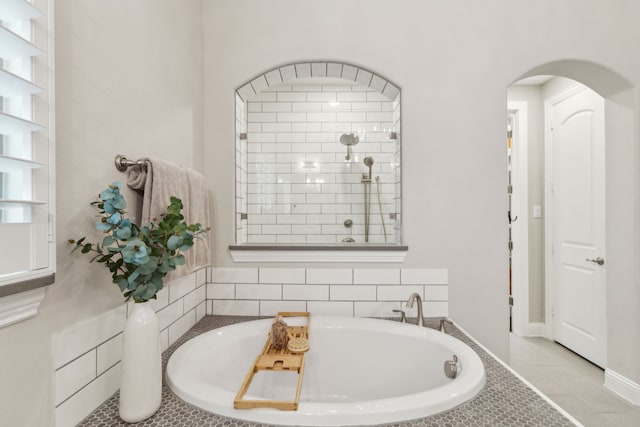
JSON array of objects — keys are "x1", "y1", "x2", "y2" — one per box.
[
  {"x1": 202, "y1": 0, "x2": 640, "y2": 372},
  {"x1": 0, "y1": 1, "x2": 204, "y2": 426},
  {"x1": 3, "y1": 1, "x2": 640, "y2": 425}
]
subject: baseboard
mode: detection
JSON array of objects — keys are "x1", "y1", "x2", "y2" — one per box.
[
  {"x1": 605, "y1": 369, "x2": 640, "y2": 405},
  {"x1": 525, "y1": 322, "x2": 545, "y2": 337}
]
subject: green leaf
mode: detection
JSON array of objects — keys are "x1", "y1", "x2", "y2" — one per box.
[
  {"x1": 167, "y1": 235, "x2": 182, "y2": 251},
  {"x1": 102, "y1": 236, "x2": 116, "y2": 246},
  {"x1": 173, "y1": 254, "x2": 186, "y2": 265},
  {"x1": 81, "y1": 243, "x2": 92, "y2": 254}
]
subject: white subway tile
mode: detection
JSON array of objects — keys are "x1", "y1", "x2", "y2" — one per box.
[
  {"x1": 311, "y1": 62, "x2": 327, "y2": 77},
  {"x1": 322, "y1": 100, "x2": 351, "y2": 111},
  {"x1": 330, "y1": 285, "x2": 376, "y2": 301},
  {"x1": 196, "y1": 301, "x2": 207, "y2": 323},
  {"x1": 292, "y1": 224, "x2": 321, "y2": 234},
  {"x1": 248, "y1": 112, "x2": 276, "y2": 122},
  {"x1": 370, "y1": 75, "x2": 387, "y2": 92},
  {"x1": 308, "y1": 92, "x2": 336, "y2": 102},
  {"x1": 307, "y1": 235, "x2": 338, "y2": 243},
  {"x1": 283, "y1": 284, "x2": 328, "y2": 301},
  {"x1": 168, "y1": 310, "x2": 196, "y2": 347},
  {"x1": 276, "y1": 214, "x2": 308, "y2": 224},
  {"x1": 376, "y1": 285, "x2": 423, "y2": 301},
  {"x1": 262, "y1": 143, "x2": 291, "y2": 153},
  {"x1": 337, "y1": 91, "x2": 367, "y2": 102},
  {"x1": 355, "y1": 69, "x2": 373, "y2": 86},
  {"x1": 351, "y1": 102, "x2": 382, "y2": 112},
  {"x1": 425, "y1": 285, "x2": 449, "y2": 301},
  {"x1": 147, "y1": 287, "x2": 169, "y2": 313},
  {"x1": 260, "y1": 300, "x2": 307, "y2": 316},
  {"x1": 307, "y1": 301, "x2": 353, "y2": 316},
  {"x1": 279, "y1": 65, "x2": 296, "y2": 82},
  {"x1": 382, "y1": 83, "x2": 400, "y2": 100},
  {"x1": 276, "y1": 113, "x2": 307, "y2": 122},
  {"x1": 291, "y1": 122, "x2": 321, "y2": 132},
  {"x1": 265, "y1": 69, "x2": 283, "y2": 86},
  {"x1": 291, "y1": 142, "x2": 322, "y2": 153},
  {"x1": 169, "y1": 274, "x2": 196, "y2": 304},
  {"x1": 327, "y1": 63, "x2": 343, "y2": 78},
  {"x1": 206, "y1": 300, "x2": 213, "y2": 315},
  {"x1": 196, "y1": 268, "x2": 207, "y2": 287},
  {"x1": 277, "y1": 235, "x2": 307, "y2": 244},
  {"x1": 306, "y1": 268, "x2": 353, "y2": 284},
  {"x1": 341, "y1": 65, "x2": 357, "y2": 81},
  {"x1": 263, "y1": 102, "x2": 292, "y2": 112},
  {"x1": 277, "y1": 92, "x2": 307, "y2": 102},
  {"x1": 160, "y1": 328, "x2": 170, "y2": 353},
  {"x1": 322, "y1": 122, "x2": 352, "y2": 132},
  {"x1": 292, "y1": 102, "x2": 323, "y2": 112},
  {"x1": 247, "y1": 102, "x2": 262, "y2": 112},
  {"x1": 401, "y1": 268, "x2": 448, "y2": 285},
  {"x1": 354, "y1": 269, "x2": 400, "y2": 285},
  {"x1": 251, "y1": 91, "x2": 277, "y2": 102},
  {"x1": 236, "y1": 284, "x2": 282, "y2": 300},
  {"x1": 260, "y1": 268, "x2": 306, "y2": 284},
  {"x1": 292, "y1": 84, "x2": 321, "y2": 92},
  {"x1": 237, "y1": 83, "x2": 255, "y2": 101},
  {"x1": 96, "y1": 334, "x2": 123, "y2": 376},
  {"x1": 337, "y1": 112, "x2": 366, "y2": 122},
  {"x1": 262, "y1": 122, "x2": 292, "y2": 132},
  {"x1": 55, "y1": 363, "x2": 121, "y2": 427},
  {"x1": 306, "y1": 112, "x2": 336, "y2": 122},
  {"x1": 295, "y1": 63, "x2": 311, "y2": 78},
  {"x1": 424, "y1": 301, "x2": 449, "y2": 317},
  {"x1": 212, "y1": 300, "x2": 259, "y2": 316},
  {"x1": 306, "y1": 214, "x2": 336, "y2": 224},
  {"x1": 184, "y1": 285, "x2": 206, "y2": 312},
  {"x1": 307, "y1": 193, "x2": 336, "y2": 203},
  {"x1": 251, "y1": 75, "x2": 269, "y2": 94},
  {"x1": 55, "y1": 350, "x2": 96, "y2": 406},
  {"x1": 55, "y1": 304, "x2": 127, "y2": 369},
  {"x1": 355, "y1": 301, "x2": 401, "y2": 317},
  {"x1": 157, "y1": 299, "x2": 184, "y2": 332}
]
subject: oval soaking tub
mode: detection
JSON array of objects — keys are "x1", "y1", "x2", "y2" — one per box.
[{"x1": 166, "y1": 316, "x2": 486, "y2": 426}]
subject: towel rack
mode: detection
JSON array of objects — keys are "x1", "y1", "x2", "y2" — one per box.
[{"x1": 114, "y1": 154, "x2": 146, "y2": 172}]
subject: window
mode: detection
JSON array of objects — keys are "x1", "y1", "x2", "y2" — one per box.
[{"x1": 0, "y1": 0, "x2": 54, "y2": 327}]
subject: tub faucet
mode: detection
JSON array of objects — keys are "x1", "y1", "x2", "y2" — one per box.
[{"x1": 405, "y1": 293, "x2": 425, "y2": 327}]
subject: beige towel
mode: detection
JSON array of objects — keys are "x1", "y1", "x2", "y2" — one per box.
[{"x1": 127, "y1": 157, "x2": 211, "y2": 276}]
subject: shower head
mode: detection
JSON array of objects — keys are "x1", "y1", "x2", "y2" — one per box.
[
  {"x1": 363, "y1": 156, "x2": 374, "y2": 179},
  {"x1": 340, "y1": 133, "x2": 360, "y2": 160},
  {"x1": 340, "y1": 133, "x2": 359, "y2": 146}
]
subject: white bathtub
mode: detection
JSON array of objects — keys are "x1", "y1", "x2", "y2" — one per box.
[{"x1": 166, "y1": 316, "x2": 486, "y2": 426}]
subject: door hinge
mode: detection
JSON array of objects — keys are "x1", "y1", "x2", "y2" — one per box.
[
  {"x1": 508, "y1": 184, "x2": 513, "y2": 194},
  {"x1": 508, "y1": 241, "x2": 514, "y2": 251}
]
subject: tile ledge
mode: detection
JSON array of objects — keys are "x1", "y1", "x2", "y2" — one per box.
[{"x1": 229, "y1": 245, "x2": 408, "y2": 263}]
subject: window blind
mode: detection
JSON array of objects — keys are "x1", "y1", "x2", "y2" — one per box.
[{"x1": 0, "y1": 0, "x2": 54, "y2": 293}]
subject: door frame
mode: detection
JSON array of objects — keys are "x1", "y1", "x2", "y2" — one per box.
[{"x1": 507, "y1": 101, "x2": 530, "y2": 337}]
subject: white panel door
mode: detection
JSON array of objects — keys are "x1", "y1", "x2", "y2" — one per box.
[{"x1": 550, "y1": 85, "x2": 606, "y2": 368}]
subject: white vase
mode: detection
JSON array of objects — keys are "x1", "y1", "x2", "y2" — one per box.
[{"x1": 119, "y1": 301, "x2": 162, "y2": 423}]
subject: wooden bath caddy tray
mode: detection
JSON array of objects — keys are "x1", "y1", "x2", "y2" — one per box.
[{"x1": 234, "y1": 311, "x2": 310, "y2": 411}]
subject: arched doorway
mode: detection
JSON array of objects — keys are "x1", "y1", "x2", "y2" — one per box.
[{"x1": 507, "y1": 60, "x2": 640, "y2": 406}]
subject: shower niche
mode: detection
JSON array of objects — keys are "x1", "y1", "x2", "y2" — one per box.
[{"x1": 232, "y1": 61, "x2": 404, "y2": 257}]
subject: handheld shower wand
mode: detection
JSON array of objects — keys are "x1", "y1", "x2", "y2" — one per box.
[{"x1": 363, "y1": 156, "x2": 374, "y2": 180}]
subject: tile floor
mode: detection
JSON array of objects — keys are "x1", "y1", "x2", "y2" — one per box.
[{"x1": 509, "y1": 333, "x2": 640, "y2": 427}]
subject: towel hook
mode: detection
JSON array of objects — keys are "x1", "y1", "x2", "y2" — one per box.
[{"x1": 114, "y1": 154, "x2": 145, "y2": 172}]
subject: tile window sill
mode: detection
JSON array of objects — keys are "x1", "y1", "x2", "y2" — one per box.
[{"x1": 228, "y1": 244, "x2": 408, "y2": 263}]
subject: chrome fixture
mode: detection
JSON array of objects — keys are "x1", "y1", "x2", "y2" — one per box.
[
  {"x1": 439, "y1": 318, "x2": 453, "y2": 334},
  {"x1": 389, "y1": 131, "x2": 397, "y2": 140},
  {"x1": 392, "y1": 309, "x2": 407, "y2": 323},
  {"x1": 340, "y1": 133, "x2": 359, "y2": 160},
  {"x1": 444, "y1": 355, "x2": 459, "y2": 379},
  {"x1": 586, "y1": 257, "x2": 605, "y2": 265},
  {"x1": 341, "y1": 237, "x2": 356, "y2": 243},
  {"x1": 363, "y1": 156, "x2": 374, "y2": 180},
  {"x1": 114, "y1": 154, "x2": 146, "y2": 172},
  {"x1": 406, "y1": 292, "x2": 425, "y2": 327},
  {"x1": 343, "y1": 219, "x2": 353, "y2": 228}
]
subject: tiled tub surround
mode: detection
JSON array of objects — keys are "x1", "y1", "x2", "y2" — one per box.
[
  {"x1": 205, "y1": 267, "x2": 449, "y2": 318},
  {"x1": 235, "y1": 62, "x2": 402, "y2": 245},
  {"x1": 77, "y1": 315, "x2": 576, "y2": 427},
  {"x1": 53, "y1": 269, "x2": 207, "y2": 427}
]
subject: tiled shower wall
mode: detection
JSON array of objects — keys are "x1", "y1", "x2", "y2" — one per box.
[
  {"x1": 243, "y1": 84, "x2": 398, "y2": 244},
  {"x1": 205, "y1": 267, "x2": 448, "y2": 318},
  {"x1": 53, "y1": 270, "x2": 207, "y2": 427},
  {"x1": 235, "y1": 93, "x2": 248, "y2": 243}
]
